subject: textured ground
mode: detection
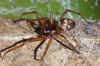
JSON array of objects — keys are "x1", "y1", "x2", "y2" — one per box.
[{"x1": 0, "y1": 18, "x2": 100, "y2": 66}]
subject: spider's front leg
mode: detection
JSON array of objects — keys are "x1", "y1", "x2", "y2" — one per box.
[
  {"x1": 60, "y1": 9, "x2": 88, "y2": 25},
  {"x1": 0, "y1": 36, "x2": 45, "y2": 58},
  {"x1": 54, "y1": 35, "x2": 80, "y2": 54}
]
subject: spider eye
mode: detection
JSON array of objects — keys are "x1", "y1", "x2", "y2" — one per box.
[{"x1": 61, "y1": 18, "x2": 75, "y2": 30}]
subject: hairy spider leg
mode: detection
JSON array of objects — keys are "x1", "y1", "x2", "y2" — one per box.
[
  {"x1": 13, "y1": 17, "x2": 47, "y2": 23},
  {"x1": 0, "y1": 37, "x2": 45, "y2": 57},
  {"x1": 64, "y1": 31, "x2": 80, "y2": 49},
  {"x1": 40, "y1": 38, "x2": 52, "y2": 61},
  {"x1": 26, "y1": 17, "x2": 47, "y2": 29},
  {"x1": 55, "y1": 35, "x2": 80, "y2": 54},
  {"x1": 50, "y1": 11, "x2": 54, "y2": 25},
  {"x1": 12, "y1": 17, "x2": 48, "y2": 33},
  {"x1": 21, "y1": 10, "x2": 47, "y2": 28},
  {"x1": 22, "y1": 10, "x2": 40, "y2": 18},
  {"x1": 54, "y1": 37, "x2": 79, "y2": 54},
  {"x1": 54, "y1": 37, "x2": 73, "y2": 51},
  {"x1": 21, "y1": 10, "x2": 47, "y2": 29},
  {"x1": 12, "y1": 10, "x2": 46, "y2": 23},
  {"x1": 3, "y1": 42, "x2": 25, "y2": 56},
  {"x1": 56, "y1": 35, "x2": 75, "y2": 49},
  {"x1": 34, "y1": 40, "x2": 46, "y2": 60},
  {"x1": 60, "y1": 9, "x2": 88, "y2": 25}
]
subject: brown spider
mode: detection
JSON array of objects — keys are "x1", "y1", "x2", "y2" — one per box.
[{"x1": 0, "y1": 9, "x2": 87, "y2": 61}]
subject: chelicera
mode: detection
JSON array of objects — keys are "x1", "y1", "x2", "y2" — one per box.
[{"x1": 0, "y1": 9, "x2": 87, "y2": 61}]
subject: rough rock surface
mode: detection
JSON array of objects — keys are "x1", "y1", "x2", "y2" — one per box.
[{"x1": 0, "y1": 18, "x2": 100, "y2": 66}]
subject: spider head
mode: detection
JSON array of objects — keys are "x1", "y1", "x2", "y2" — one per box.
[{"x1": 60, "y1": 18, "x2": 75, "y2": 31}]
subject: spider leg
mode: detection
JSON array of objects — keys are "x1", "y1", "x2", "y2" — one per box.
[
  {"x1": 12, "y1": 17, "x2": 47, "y2": 23},
  {"x1": 11, "y1": 18, "x2": 35, "y2": 34},
  {"x1": 22, "y1": 10, "x2": 40, "y2": 18},
  {"x1": 60, "y1": 34, "x2": 78, "y2": 50},
  {"x1": 50, "y1": 11, "x2": 54, "y2": 25},
  {"x1": 3, "y1": 42, "x2": 25, "y2": 56},
  {"x1": 40, "y1": 38, "x2": 52, "y2": 61},
  {"x1": 12, "y1": 10, "x2": 41, "y2": 22},
  {"x1": 12, "y1": 17, "x2": 47, "y2": 30},
  {"x1": 0, "y1": 37, "x2": 45, "y2": 56},
  {"x1": 54, "y1": 35, "x2": 80, "y2": 54},
  {"x1": 27, "y1": 18, "x2": 47, "y2": 28},
  {"x1": 34, "y1": 40, "x2": 46, "y2": 60},
  {"x1": 54, "y1": 37, "x2": 73, "y2": 51},
  {"x1": 64, "y1": 31, "x2": 79, "y2": 47},
  {"x1": 60, "y1": 9, "x2": 88, "y2": 25}
]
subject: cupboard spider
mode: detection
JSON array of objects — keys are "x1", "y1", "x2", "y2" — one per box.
[{"x1": 0, "y1": 9, "x2": 87, "y2": 61}]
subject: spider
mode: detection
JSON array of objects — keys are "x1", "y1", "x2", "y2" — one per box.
[{"x1": 0, "y1": 9, "x2": 87, "y2": 61}]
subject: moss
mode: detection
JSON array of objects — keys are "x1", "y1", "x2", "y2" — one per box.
[{"x1": 0, "y1": 0, "x2": 99, "y2": 19}]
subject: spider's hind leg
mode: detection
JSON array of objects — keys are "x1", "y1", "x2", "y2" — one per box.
[
  {"x1": 0, "y1": 37, "x2": 45, "y2": 58},
  {"x1": 22, "y1": 10, "x2": 40, "y2": 18}
]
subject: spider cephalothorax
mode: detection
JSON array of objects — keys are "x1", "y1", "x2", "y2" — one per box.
[{"x1": 0, "y1": 9, "x2": 87, "y2": 61}]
